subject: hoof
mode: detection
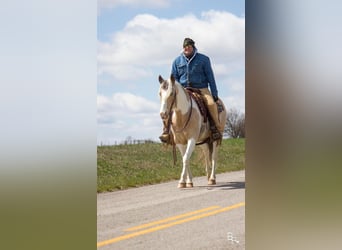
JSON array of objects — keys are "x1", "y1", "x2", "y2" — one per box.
[
  {"x1": 208, "y1": 179, "x2": 216, "y2": 185},
  {"x1": 186, "y1": 183, "x2": 193, "y2": 188},
  {"x1": 178, "y1": 182, "x2": 186, "y2": 188}
]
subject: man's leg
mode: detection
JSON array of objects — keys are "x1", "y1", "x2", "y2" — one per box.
[{"x1": 200, "y1": 88, "x2": 222, "y2": 140}]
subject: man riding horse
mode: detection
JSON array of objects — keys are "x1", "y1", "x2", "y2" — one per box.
[{"x1": 159, "y1": 37, "x2": 223, "y2": 143}]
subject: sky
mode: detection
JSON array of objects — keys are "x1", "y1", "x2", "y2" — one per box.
[{"x1": 97, "y1": 0, "x2": 245, "y2": 145}]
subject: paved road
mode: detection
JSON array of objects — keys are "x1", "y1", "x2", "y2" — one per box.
[{"x1": 97, "y1": 170, "x2": 245, "y2": 250}]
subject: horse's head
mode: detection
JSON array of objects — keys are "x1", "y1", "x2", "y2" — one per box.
[{"x1": 158, "y1": 75, "x2": 176, "y2": 120}]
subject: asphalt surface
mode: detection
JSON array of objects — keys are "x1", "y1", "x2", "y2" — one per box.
[{"x1": 97, "y1": 170, "x2": 245, "y2": 249}]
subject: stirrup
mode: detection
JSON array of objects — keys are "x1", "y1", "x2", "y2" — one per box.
[{"x1": 212, "y1": 131, "x2": 222, "y2": 141}]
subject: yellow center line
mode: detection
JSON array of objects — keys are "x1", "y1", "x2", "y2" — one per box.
[
  {"x1": 97, "y1": 202, "x2": 245, "y2": 248},
  {"x1": 125, "y1": 205, "x2": 221, "y2": 232}
]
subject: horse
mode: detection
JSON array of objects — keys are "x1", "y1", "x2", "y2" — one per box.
[{"x1": 158, "y1": 75, "x2": 227, "y2": 188}]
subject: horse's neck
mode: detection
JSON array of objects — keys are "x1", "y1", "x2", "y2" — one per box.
[{"x1": 174, "y1": 84, "x2": 190, "y2": 115}]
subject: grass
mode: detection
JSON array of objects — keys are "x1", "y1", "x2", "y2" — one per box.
[{"x1": 97, "y1": 138, "x2": 245, "y2": 192}]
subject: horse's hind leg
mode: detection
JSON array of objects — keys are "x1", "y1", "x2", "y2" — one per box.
[
  {"x1": 200, "y1": 143, "x2": 211, "y2": 181},
  {"x1": 208, "y1": 142, "x2": 218, "y2": 185}
]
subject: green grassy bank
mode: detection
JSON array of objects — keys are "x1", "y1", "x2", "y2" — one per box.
[{"x1": 97, "y1": 138, "x2": 245, "y2": 192}]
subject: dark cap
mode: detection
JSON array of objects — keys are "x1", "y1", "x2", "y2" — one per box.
[{"x1": 183, "y1": 38, "x2": 195, "y2": 48}]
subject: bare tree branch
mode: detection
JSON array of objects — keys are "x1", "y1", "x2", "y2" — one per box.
[{"x1": 224, "y1": 108, "x2": 245, "y2": 138}]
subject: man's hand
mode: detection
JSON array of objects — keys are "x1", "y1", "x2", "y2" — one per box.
[{"x1": 213, "y1": 96, "x2": 219, "y2": 102}]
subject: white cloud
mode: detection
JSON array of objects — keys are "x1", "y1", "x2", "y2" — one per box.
[
  {"x1": 98, "y1": 10, "x2": 245, "y2": 81},
  {"x1": 98, "y1": 92, "x2": 159, "y2": 115},
  {"x1": 97, "y1": 93, "x2": 161, "y2": 136}
]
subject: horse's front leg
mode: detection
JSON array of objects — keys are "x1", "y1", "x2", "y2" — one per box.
[
  {"x1": 176, "y1": 144, "x2": 187, "y2": 188},
  {"x1": 177, "y1": 139, "x2": 196, "y2": 188}
]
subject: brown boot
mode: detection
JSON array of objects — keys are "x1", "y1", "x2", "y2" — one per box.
[
  {"x1": 159, "y1": 133, "x2": 170, "y2": 143},
  {"x1": 210, "y1": 124, "x2": 222, "y2": 141},
  {"x1": 159, "y1": 119, "x2": 170, "y2": 143}
]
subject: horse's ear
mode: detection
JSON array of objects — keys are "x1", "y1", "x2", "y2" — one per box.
[
  {"x1": 170, "y1": 74, "x2": 175, "y2": 83},
  {"x1": 158, "y1": 75, "x2": 164, "y2": 84}
]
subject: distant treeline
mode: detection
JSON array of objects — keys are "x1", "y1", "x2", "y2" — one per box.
[{"x1": 99, "y1": 139, "x2": 157, "y2": 146}]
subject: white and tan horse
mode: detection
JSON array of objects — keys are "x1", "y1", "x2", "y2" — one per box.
[{"x1": 158, "y1": 75, "x2": 227, "y2": 188}]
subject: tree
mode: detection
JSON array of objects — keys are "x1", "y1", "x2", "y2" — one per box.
[{"x1": 224, "y1": 108, "x2": 245, "y2": 138}]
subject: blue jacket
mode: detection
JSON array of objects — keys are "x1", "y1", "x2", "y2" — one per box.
[{"x1": 171, "y1": 48, "x2": 218, "y2": 97}]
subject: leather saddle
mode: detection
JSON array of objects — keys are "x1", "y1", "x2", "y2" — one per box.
[
  {"x1": 185, "y1": 87, "x2": 208, "y2": 123},
  {"x1": 185, "y1": 87, "x2": 224, "y2": 143}
]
